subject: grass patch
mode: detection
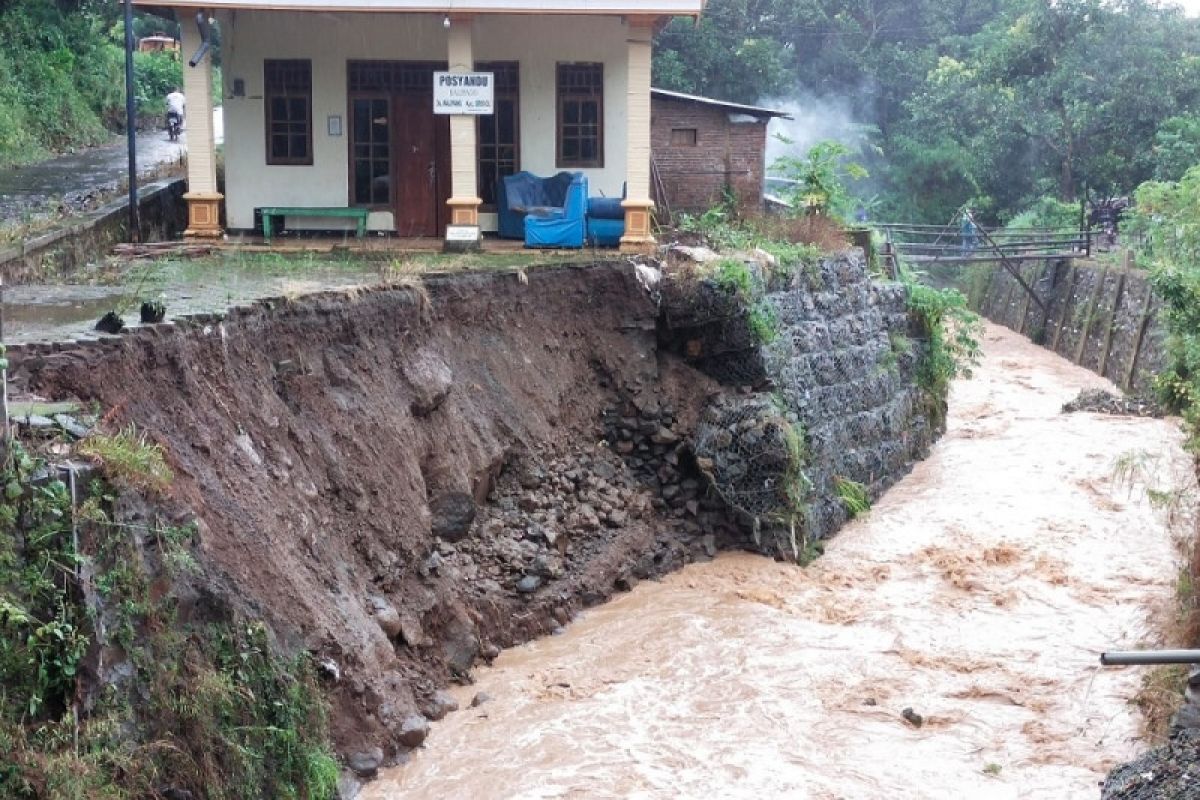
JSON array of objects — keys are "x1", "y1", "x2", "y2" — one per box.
[
  {"x1": 901, "y1": 268, "x2": 983, "y2": 425},
  {"x1": 78, "y1": 426, "x2": 172, "y2": 494},
  {"x1": 834, "y1": 476, "x2": 871, "y2": 518}
]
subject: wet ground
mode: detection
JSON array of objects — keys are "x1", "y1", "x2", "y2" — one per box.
[
  {"x1": 365, "y1": 322, "x2": 1191, "y2": 800},
  {"x1": 0, "y1": 132, "x2": 184, "y2": 224},
  {"x1": 2, "y1": 252, "x2": 385, "y2": 343},
  {"x1": 0, "y1": 108, "x2": 222, "y2": 230}
]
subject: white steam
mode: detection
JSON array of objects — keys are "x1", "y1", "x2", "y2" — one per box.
[{"x1": 759, "y1": 93, "x2": 874, "y2": 174}]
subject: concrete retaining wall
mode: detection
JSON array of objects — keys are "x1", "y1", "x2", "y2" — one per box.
[
  {"x1": 0, "y1": 178, "x2": 186, "y2": 285},
  {"x1": 966, "y1": 260, "x2": 1166, "y2": 394}
]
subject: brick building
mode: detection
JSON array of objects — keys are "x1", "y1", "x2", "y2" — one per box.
[{"x1": 650, "y1": 88, "x2": 791, "y2": 219}]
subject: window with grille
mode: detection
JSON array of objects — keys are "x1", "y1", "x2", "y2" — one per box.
[
  {"x1": 478, "y1": 62, "x2": 519, "y2": 210},
  {"x1": 556, "y1": 63, "x2": 603, "y2": 168},
  {"x1": 351, "y1": 97, "x2": 390, "y2": 207},
  {"x1": 264, "y1": 60, "x2": 312, "y2": 165}
]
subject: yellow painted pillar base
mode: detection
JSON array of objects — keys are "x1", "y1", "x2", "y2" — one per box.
[
  {"x1": 184, "y1": 192, "x2": 224, "y2": 238},
  {"x1": 446, "y1": 196, "x2": 482, "y2": 227},
  {"x1": 444, "y1": 196, "x2": 483, "y2": 252},
  {"x1": 619, "y1": 199, "x2": 656, "y2": 253}
]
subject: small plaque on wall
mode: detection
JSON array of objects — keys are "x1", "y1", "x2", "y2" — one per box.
[
  {"x1": 443, "y1": 225, "x2": 481, "y2": 252},
  {"x1": 327, "y1": 115, "x2": 342, "y2": 136}
]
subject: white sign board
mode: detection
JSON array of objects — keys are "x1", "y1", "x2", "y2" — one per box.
[
  {"x1": 445, "y1": 225, "x2": 481, "y2": 242},
  {"x1": 433, "y1": 72, "x2": 494, "y2": 115}
]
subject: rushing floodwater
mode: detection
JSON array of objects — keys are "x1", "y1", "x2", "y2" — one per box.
[{"x1": 365, "y1": 322, "x2": 1191, "y2": 800}]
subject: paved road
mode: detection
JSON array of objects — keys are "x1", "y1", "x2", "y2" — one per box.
[{"x1": 0, "y1": 107, "x2": 223, "y2": 224}]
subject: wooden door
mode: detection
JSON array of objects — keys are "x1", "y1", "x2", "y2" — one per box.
[
  {"x1": 393, "y1": 92, "x2": 451, "y2": 237},
  {"x1": 394, "y1": 94, "x2": 437, "y2": 237}
]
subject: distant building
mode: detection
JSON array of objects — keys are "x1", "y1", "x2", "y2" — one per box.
[
  {"x1": 650, "y1": 88, "x2": 791, "y2": 218},
  {"x1": 137, "y1": 34, "x2": 179, "y2": 53}
]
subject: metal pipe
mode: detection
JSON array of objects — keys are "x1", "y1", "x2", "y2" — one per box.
[
  {"x1": 123, "y1": 0, "x2": 140, "y2": 242},
  {"x1": 1100, "y1": 650, "x2": 1200, "y2": 666},
  {"x1": 188, "y1": 11, "x2": 213, "y2": 68}
]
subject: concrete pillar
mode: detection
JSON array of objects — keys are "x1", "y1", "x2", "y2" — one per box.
[
  {"x1": 445, "y1": 15, "x2": 481, "y2": 249},
  {"x1": 180, "y1": 10, "x2": 222, "y2": 238},
  {"x1": 620, "y1": 17, "x2": 656, "y2": 253}
]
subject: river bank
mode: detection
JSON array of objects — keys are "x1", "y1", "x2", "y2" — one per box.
[{"x1": 365, "y1": 321, "x2": 1190, "y2": 799}]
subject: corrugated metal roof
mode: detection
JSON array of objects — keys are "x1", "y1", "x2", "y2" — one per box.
[
  {"x1": 651, "y1": 88, "x2": 792, "y2": 119},
  {"x1": 135, "y1": 0, "x2": 703, "y2": 13}
]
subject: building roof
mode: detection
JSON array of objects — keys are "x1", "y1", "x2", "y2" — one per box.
[
  {"x1": 134, "y1": 0, "x2": 703, "y2": 13},
  {"x1": 650, "y1": 88, "x2": 792, "y2": 119}
]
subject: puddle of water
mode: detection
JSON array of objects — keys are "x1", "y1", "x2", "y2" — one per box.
[
  {"x1": 3, "y1": 256, "x2": 386, "y2": 343},
  {"x1": 365, "y1": 322, "x2": 1191, "y2": 800}
]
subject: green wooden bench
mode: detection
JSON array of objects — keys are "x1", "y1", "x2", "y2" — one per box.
[{"x1": 260, "y1": 207, "x2": 369, "y2": 243}]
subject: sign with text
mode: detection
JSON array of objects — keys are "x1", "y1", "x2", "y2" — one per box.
[{"x1": 433, "y1": 72, "x2": 494, "y2": 115}]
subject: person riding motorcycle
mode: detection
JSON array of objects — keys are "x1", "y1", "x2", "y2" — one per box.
[{"x1": 165, "y1": 88, "x2": 186, "y2": 141}]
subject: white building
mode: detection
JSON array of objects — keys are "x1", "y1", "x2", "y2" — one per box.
[{"x1": 133, "y1": 1, "x2": 707, "y2": 250}]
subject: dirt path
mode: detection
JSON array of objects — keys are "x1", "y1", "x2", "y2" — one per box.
[{"x1": 364, "y1": 321, "x2": 1191, "y2": 799}]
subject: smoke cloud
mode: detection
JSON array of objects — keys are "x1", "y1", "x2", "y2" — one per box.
[{"x1": 759, "y1": 92, "x2": 875, "y2": 172}]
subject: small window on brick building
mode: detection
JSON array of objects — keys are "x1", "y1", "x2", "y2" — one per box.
[
  {"x1": 671, "y1": 128, "x2": 698, "y2": 146},
  {"x1": 264, "y1": 59, "x2": 313, "y2": 165},
  {"x1": 557, "y1": 63, "x2": 603, "y2": 168}
]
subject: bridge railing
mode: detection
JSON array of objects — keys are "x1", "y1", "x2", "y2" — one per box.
[{"x1": 878, "y1": 223, "x2": 1091, "y2": 262}]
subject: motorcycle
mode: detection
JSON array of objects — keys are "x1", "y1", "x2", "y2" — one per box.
[{"x1": 166, "y1": 111, "x2": 182, "y2": 142}]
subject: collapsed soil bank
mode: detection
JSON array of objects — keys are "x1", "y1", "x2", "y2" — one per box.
[
  {"x1": 370, "y1": 322, "x2": 1188, "y2": 799},
  {"x1": 8, "y1": 257, "x2": 939, "y2": 771}
]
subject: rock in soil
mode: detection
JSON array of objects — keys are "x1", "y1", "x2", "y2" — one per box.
[
  {"x1": 901, "y1": 707, "x2": 924, "y2": 728},
  {"x1": 470, "y1": 691, "x2": 494, "y2": 708},
  {"x1": 348, "y1": 747, "x2": 384, "y2": 778},
  {"x1": 423, "y1": 690, "x2": 459, "y2": 721},
  {"x1": 429, "y1": 492, "x2": 476, "y2": 542},
  {"x1": 398, "y1": 714, "x2": 431, "y2": 748},
  {"x1": 337, "y1": 771, "x2": 363, "y2": 800}
]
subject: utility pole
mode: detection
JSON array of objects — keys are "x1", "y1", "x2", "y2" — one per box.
[{"x1": 123, "y1": 0, "x2": 141, "y2": 243}]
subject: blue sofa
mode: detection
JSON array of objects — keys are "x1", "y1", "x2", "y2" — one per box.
[
  {"x1": 525, "y1": 174, "x2": 588, "y2": 248},
  {"x1": 497, "y1": 171, "x2": 577, "y2": 240},
  {"x1": 587, "y1": 196, "x2": 625, "y2": 247}
]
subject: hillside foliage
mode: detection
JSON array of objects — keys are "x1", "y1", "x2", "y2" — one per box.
[{"x1": 0, "y1": 0, "x2": 182, "y2": 167}]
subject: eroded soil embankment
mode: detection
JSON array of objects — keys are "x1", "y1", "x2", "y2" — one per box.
[
  {"x1": 370, "y1": 322, "x2": 1189, "y2": 799},
  {"x1": 9, "y1": 263, "x2": 748, "y2": 763}
]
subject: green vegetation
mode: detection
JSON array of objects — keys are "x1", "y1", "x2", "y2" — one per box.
[
  {"x1": 1003, "y1": 197, "x2": 1080, "y2": 233},
  {"x1": 771, "y1": 140, "x2": 870, "y2": 220},
  {"x1": 655, "y1": 0, "x2": 1200, "y2": 226},
  {"x1": 704, "y1": 258, "x2": 782, "y2": 346},
  {"x1": 0, "y1": 434, "x2": 338, "y2": 798},
  {"x1": 78, "y1": 426, "x2": 172, "y2": 494},
  {"x1": 0, "y1": 1, "x2": 185, "y2": 167},
  {"x1": 834, "y1": 476, "x2": 871, "y2": 518},
  {"x1": 902, "y1": 271, "x2": 982, "y2": 423},
  {"x1": 1125, "y1": 166, "x2": 1200, "y2": 448}
]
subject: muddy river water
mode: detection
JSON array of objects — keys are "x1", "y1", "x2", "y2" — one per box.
[{"x1": 365, "y1": 322, "x2": 1191, "y2": 800}]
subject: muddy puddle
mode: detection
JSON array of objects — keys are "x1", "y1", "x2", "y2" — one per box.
[
  {"x1": 4, "y1": 256, "x2": 386, "y2": 343},
  {"x1": 365, "y1": 322, "x2": 1191, "y2": 799}
]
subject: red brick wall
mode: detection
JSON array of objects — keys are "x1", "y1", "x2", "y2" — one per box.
[{"x1": 650, "y1": 96, "x2": 769, "y2": 218}]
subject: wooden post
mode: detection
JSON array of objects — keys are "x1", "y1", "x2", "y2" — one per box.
[
  {"x1": 1097, "y1": 272, "x2": 1126, "y2": 381},
  {"x1": 1074, "y1": 266, "x2": 1108, "y2": 367},
  {"x1": 1124, "y1": 283, "x2": 1156, "y2": 392},
  {"x1": 1050, "y1": 263, "x2": 1078, "y2": 354}
]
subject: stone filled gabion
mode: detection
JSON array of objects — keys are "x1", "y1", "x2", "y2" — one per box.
[{"x1": 693, "y1": 396, "x2": 802, "y2": 520}]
